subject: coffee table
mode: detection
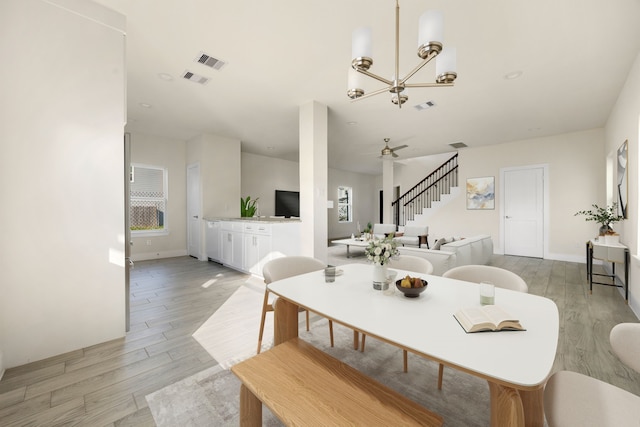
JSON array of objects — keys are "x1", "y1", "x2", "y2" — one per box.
[{"x1": 331, "y1": 238, "x2": 369, "y2": 258}]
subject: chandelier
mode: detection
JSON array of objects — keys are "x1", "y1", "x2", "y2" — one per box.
[{"x1": 347, "y1": 0, "x2": 457, "y2": 108}]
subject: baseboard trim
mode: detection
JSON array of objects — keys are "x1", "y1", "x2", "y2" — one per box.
[{"x1": 131, "y1": 249, "x2": 188, "y2": 262}]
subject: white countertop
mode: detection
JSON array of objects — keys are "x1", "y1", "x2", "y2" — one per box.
[{"x1": 204, "y1": 217, "x2": 301, "y2": 223}]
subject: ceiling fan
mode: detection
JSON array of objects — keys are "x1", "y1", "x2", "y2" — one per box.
[{"x1": 380, "y1": 138, "x2": 408, "y2": 158}]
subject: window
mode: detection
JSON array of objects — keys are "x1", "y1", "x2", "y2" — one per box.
[
  {"x1": 130, "y1": 164, "x2": 168, "y2": 234},
  {"x1": 338, "y1": 186, "x2": 352, "y2": 222}
]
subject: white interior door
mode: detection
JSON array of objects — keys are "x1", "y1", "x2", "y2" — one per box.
[
  {"x1": 503, "y1": 167, "x2": 544, "y2": 258},
  {"x1": 187, "y1": 164, "x2": 202, "y2": 259}
]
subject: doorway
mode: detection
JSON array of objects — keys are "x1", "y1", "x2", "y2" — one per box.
[
  {"x1": 379, "y1": 186, "x2": 400, "y2": 224},
  {"x1": 187, "y1": 163, "x2": 202, "y2": 259},
  {"x1": 501, "y1": 165, "x2": 547, "y2": 258}
]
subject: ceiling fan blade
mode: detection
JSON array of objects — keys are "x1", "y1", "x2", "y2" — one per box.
[
  {"x1": 391, "y1": 144, "x2": 408, "y2": 151},
  {"x1": 392, "y1": 152, "x2": 399, "y2": 158}
]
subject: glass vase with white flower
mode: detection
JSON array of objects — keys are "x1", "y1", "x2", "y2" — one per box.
[{"x1": 365, "y1": 235, "x2": 399, "y2": 290}]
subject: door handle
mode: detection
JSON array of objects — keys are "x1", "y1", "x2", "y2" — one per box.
[
  {"x1": 505, "y1": 216, "x2": 512, "y2": 219},
  {"x1": 193, "y1": 215, "x2": 199, "y2": 219}
]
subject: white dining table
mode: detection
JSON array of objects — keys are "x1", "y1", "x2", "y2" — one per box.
[{"x1": 267, "y1": 263, "x2": 559, "y2": 427}]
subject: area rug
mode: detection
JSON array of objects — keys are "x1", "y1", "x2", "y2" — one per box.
[
  {"x1": 147, "y1": 320, "x2": 491, "y2": 426},
  {"x1": 191, "y1": 276, "x2": 273, "y2": 369}
]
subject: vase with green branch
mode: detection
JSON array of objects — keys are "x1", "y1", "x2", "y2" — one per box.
[
  {"x1": 240, "y1": 196, "x2": 259, "y2": 217},
  {"x1": 575, "y1": 203, "x2": 624, "y2": 235}
]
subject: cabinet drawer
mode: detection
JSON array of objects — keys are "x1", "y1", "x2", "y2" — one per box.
[{"x1": 244, "y1": 223, "x2": 271, "y2": 235}]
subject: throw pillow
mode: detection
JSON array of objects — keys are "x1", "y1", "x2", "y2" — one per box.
[{"x1": 433, "y1": 238, "x2": 447, "y2": 250}]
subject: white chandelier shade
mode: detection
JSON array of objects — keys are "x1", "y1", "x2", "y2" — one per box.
[
  {"x1": 352, "y1": 27, "x2": 372, "y2": 62},
  {"x1": 347, "y1": 1, "x2": 457, "y2": 108},
  {"x1": 418, "y1": 10, "x2": 443, "y2": 48}
]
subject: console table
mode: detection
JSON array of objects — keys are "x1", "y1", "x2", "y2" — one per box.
[{"x1": 586, "y1": 239, "x2": 629, "y2": 302}]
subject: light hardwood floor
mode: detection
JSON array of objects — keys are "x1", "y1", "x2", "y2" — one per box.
[{"x1": 1, "y1": 251, "x2": 639, "y2": 426}]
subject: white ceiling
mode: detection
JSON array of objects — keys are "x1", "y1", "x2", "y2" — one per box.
[{"x1": 94, "y1": 0, "x2": 640, "y2": 175}]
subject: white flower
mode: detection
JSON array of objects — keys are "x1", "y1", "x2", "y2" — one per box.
[{"x1": 364, "y1": 236, "x2": 399, "y2": 266}]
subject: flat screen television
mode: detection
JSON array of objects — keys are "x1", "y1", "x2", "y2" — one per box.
[{"x1": 275, "y1": 190, "x2": 300, "y2": 218}]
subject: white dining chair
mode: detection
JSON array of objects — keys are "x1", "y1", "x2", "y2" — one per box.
[
  {"x1": 257, "y1": 256, "x2": 333, "y2": 354},
  {"x1": 442, "y1": 264, "x2": 528, "y2": 293},
  {"x1": 389, "y1": 255, "x2": 434, "y2": 275},
  {"x1": 360, "y1": 255, "x2": 434, "y2": 373},
  {"x1": 438, "y1": 265, "x2": 528, "y2": 388},
  {"x1": 544, "y1": 323, "x2": 640, "y2": 426}
]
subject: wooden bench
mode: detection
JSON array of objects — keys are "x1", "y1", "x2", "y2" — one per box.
[{"x1": 231, "y1": 338, "x2": 443, "y2": 426}]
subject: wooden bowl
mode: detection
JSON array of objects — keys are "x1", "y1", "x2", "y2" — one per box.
[{"x1": 395, "y1": 279, "x2": 428, "y2": 298}]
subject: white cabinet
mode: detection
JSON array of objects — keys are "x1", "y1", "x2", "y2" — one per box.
[
  {"x1": 220, "y1": 221, "x2": 243, "y2": 269},
  {"x1": 243, "y1": 223, "x2": 272, "y2": 276},
  {"x1": 213, "y1": 219, "x2": 301, "y2": 277},
  {"x1": 205, "y1": 221, "x2": 221, "y2": 261}
]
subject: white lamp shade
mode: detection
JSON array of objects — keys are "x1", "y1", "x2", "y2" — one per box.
[
  {"x1": 418, "y1": 10, "x2": 443, "y2": 46},
  {"x1": 348, "y1": 67, "x2": 364, "y2": 90},
  {"x1": 436, "y1": 47, "x2": 456, "y2": 75},
  {"x1": 352, "y1": 27, "x2": 372, "y2": 59}
]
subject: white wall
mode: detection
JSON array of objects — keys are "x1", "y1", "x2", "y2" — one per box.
[
  {"x1": 129, "y1": 132, "x2": 188, "y2": 261},
  {"x1": 0, "y1": 0, "x2": 126, "y2": 368},
  {"x1": 188, "y1": 134, "x2": 241, "y2": 219},
  {"x1": 328, "y1": 168, "x2": 378, "y2": 239},
  {"x1": 241, "y1": 153, "x2": 299, "y2": 216},
  {"x1": 605, "y1": 50, "x2": 640, "y2": 316},
  {"x1": 241, "y1": 153, "x2": 378, "y2": 240},
  {"x1": 410, "y1": 128, "x2": 604, "y2": 262}
]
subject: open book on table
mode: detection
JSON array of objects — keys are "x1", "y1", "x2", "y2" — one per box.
[{"x1": 454, "y1": 305, "x2": 525, "y2": 333}]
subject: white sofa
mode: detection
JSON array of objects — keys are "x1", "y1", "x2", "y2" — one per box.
[{"x1": 398, "y1": 235, "x2": 493, "y2": 276}]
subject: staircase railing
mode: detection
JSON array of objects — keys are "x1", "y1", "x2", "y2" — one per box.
[{"x1": 392, "y1": 153, "x2": 458, "y2": 227}]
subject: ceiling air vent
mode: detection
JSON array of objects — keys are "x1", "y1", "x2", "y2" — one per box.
[
  {"x1": 181, "y1": 70, "x2": 210, "y2": 85},
  {"x1": 414, "y1": 101, "x2": 436, "y2": 111},
  {"x1": 449, "y1": 142, "x2": 468, "y2": 149},
  {"x1": 195, "y1": 52, "x2": 226, "y2": 70}
]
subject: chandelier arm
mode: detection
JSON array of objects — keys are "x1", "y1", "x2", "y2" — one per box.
[
  {"x1": 356, "y1": 68, "x2": 393, "y2": 86},
  {"x1": 349, "y1": 85, "x2": 394, "y2": 102},
  {"x1": 395, "y1": 0, "x2": 400, "y2": 89},
  {"x1": 398, "y1": 51, "x2": 438, "y2": 85},
  {"x1": 404, "y1": 82, "x2": 454, "y2": 88}
]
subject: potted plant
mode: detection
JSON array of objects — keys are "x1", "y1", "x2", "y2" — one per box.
[
  {"x1": 575, "y1": 203, "x2": 624, "y2": 242},
  {"x1": 240, "y1": 196, "x2": 259, "y2": 217},
  {"x1": 362, "y1": 222, "x2": 373, "y2": 240}
]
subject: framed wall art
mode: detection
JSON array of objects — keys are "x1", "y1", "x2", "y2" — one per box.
[
  {"x1": 467, "y1": 176, "x2": 495, "y2": 210},
  {"x1": 617, "y1": 140, "x2": 628, "y2": 218}
]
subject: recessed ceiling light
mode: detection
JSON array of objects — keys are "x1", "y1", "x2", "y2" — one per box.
[
  {"x1": 267, "y1": 146, "x2": 275, "y2": 150},
  {"x1": 347, "y1": 121, "x2": 358, "y2": 126},
  {"x1": 138, "y1": 102, "x2": 152, "y2": 108},
  {"x1": 158, "y1": 73, "x2": 173, "y2": 81},
  {"x1": 504, "y1": 71, "x2": 523, "y2": 80}
]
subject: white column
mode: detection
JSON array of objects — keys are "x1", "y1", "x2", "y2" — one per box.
[
  {"x1": 299, "y1": 101, "x2": 328, "y2": 262},
  {"x1": 382, "y1": 157, "x2": 394, "y2": 224}
]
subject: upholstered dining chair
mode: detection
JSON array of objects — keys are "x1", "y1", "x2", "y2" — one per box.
[
  {"x1": 544, "y1": 323, "x2": 640, "y2": 426},
  {"x1": 360, "y1": 255, "x2": 435, "y2": 373},
  {"x1": 257, "y1": 256, "x2": 333, "y2": 354},
  {"x1": 439, "y1": 265, "x2": 528, "y2": 388}
]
